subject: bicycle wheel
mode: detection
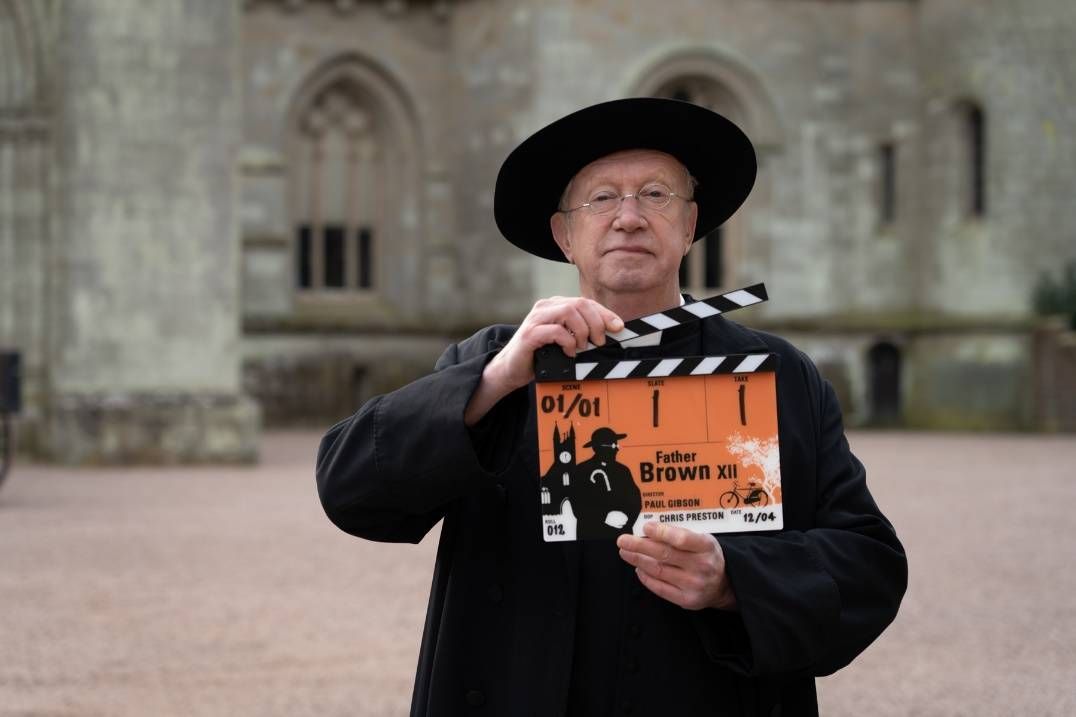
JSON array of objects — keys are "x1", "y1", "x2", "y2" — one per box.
[{"x1": 719, "y1": 491, "x2": 739, "y2": 509}]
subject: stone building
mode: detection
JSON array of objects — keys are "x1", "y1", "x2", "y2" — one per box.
[
  {"x1": 0, "y1": 0, "x2": 258, "y2": 463},
  {"x1": 1, "y1": 0, "x2": 1074, "y2": 463}
]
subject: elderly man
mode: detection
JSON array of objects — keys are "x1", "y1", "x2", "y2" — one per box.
[{"x1": 316, "y1": 98, "x2": 907, "y2": 716}]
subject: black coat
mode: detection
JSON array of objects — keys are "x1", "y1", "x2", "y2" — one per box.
[
  {"x1": 316, "y1": 315, "x2": 907, "y2": 716},
  {"x1": 569, "y1": 453, "x2": 640, "y2": 540}
]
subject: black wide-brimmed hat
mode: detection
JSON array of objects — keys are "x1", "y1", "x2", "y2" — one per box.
[{"x1": 494, "y1": 97, "x2": 757, "y2": 262}]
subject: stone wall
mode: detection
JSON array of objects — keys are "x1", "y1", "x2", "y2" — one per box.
[
  {"x1": 903, "y1": 331, "x2": 1032, "y2": 430},
  {"x1": 917, "y1": 0, "x2": 1076, "y2": 319},
  {"x1": 240, "y1": 331, "x2": 450, "y2": 427},
  {"x1": 447, "y1": 0, "x2": 539, "y2": 323},
  {"x1": 772, "y1": 324, "x2": 1034, "y2": 430},
  {"x1": 43, "y1": 0, "x2": 258, "y2": 462}
]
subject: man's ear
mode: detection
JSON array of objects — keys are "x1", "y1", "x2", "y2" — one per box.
[
  {"x1": 550, "y1": 212, "x2": 573, "y2": 263},
  {"x1": 684, "y1": 201, "x2": 699, "y2": 254}
]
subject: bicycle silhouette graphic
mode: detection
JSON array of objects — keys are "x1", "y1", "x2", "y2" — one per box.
[{"x1": 719, "y1": 481, "x2": 770, "y2": 509}]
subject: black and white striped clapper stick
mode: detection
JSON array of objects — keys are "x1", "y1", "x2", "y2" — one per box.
[
  {"x1": 586, "y1": 283, "x2": 768, "y2": 349},
  {"x1": 571, "y1": 353, "x2": 776, "y2": 382},
  {"x1": 533, "y1": 283, "x2": 772, "y2": 383}
]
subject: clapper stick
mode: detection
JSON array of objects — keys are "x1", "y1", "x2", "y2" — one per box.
[
  {"x1": 534, "y1": 283, "x2": 771, "y2": 383},
  {"x1": 590, "y1": 282, "x2": 768, "y2": 348}
]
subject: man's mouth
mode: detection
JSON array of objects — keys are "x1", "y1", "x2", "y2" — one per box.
[{"x1": 603, "y1": 246, "x2": 651, "y2": 256}]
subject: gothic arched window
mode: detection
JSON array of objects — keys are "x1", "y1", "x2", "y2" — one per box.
[{"x1": 294, "y1": 79, "x2": 381, "y2": 292}]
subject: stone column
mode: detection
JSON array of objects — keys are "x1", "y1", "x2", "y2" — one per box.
[{"x1": 47, "y1": 0, "x2": 259, "y2": 463}]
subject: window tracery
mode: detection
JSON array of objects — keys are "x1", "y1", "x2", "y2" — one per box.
[{"x1": 294, "y1": 80, "x2": 381, "y2": 292}]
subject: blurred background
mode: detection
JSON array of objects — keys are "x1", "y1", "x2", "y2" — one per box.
[
  {"x1": 1, "y1": 0, "x2": 1074, "y2": 462},
  {"x1": 0, "y1": 0, "x2": 1074, "y2": 715}
]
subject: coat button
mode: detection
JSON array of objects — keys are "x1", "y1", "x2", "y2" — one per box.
[
  {"x1": 628, "y1": 624, "x2": 642, "y2": 638},
  {"x1": 625, "y1": 657, "x2": 639, "y2": 674},
  {"x1": 770, "y1": 705, "x2": 782, "y2": 717},
  {"x1": 488, "y1": 584, "x2": 503, "y2": 604},
  {"x1": 466, "y1": 689, "x2": 485, "y2": 707}
]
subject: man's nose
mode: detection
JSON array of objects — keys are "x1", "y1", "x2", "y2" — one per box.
[{"x1": 611, "y1": 194, "x2": 648, "y2": 231}]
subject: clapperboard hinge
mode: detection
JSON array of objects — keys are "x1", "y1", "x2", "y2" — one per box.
[{"x1": 534, "y1": 283, "x2": 770, "y2": 383}]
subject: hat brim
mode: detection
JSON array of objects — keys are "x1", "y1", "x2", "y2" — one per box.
[
  {"x1": 583, "y1": 431, "x2": 629, "y2": 448},
  {"x1": 494, "y1": 97, "x2": 757, "y2": 263}
]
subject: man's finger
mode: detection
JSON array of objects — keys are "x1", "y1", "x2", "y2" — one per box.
[
  {"x1": 600, "y1": 305, "x2": 625, "y2": 333},
  {"x1": 576, "y1": 301, "x2": 609, "y2": 347},
  {"x1": 634, "y1": 567, "x2": 687, "y2": 607},
  {"x1": 526, "y1": 324, "x2": 579, "y2": 357},
  {"x1": 642, "y1": 521, "x2": 717, "y2": 553},
  {"x1": 617, "y1": 533, "x2": 691, "y2": 568},
  {"x1": 559, "y1": 308, "x2": 591, "y2": 351},
  {"x1": 619, "y1": 548, "x2": 696, "y2": 588}
]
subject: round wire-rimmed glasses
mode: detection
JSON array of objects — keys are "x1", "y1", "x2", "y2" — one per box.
[{"x1": 561, "y1": 182, "x2": 691, "y2": 216}]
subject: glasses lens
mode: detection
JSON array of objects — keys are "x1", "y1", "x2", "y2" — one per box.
[
  {"x1": 587, "y1": 190, "x2": 620, "y2": 215},
  {"x1": 638, "y1": 183, "x2": 673, "y2": 209}
]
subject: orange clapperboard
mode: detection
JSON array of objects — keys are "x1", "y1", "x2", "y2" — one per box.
[{"x1": 535, "y1": 284, "x2": 782, "y2": 542}]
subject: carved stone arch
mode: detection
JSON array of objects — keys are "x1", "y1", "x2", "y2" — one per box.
[
  {"x1": 0, "y1": 0, "x2": 32, "y2": 111},
  {"x1": 623, "y1": 45, "x2": 784, "y2": 296},
  {"x1": 624, "y1": 45, "x2": 785, "y2": 150},
  {"x1": 284, "y1": 53, "x2": 424, "y2": 312},
  {"x1": 0, "y1": 0, "x2": 55, "y2": 114},
  {"x1": 284, "y1": 52, "x2": 422, "y2": 151}
]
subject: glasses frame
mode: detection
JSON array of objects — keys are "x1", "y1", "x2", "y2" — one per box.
[{"x1": 560, "y1": 182, "x2": 692, "y2": 216}]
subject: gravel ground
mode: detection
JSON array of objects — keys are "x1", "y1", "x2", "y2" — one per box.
[{"x1": 0, "y1": 430, "x2": 1073, "y2": 716}]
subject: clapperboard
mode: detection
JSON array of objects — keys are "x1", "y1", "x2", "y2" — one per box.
[{"x1": 534, "y1": 284, "x2": 783, "y2": 542}]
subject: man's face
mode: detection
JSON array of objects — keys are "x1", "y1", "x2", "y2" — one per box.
[
  {"x1": 594, "y1": 442, "x2": 619, "y2": 461},
  {"x1": 550, "y1": 149, "x2": 698, "y2": 298}
]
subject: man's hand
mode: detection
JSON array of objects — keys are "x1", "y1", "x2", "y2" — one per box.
[
  {"x1": 491, "y1": 296, "x2": 623, "y2": 391},
  {"x1": 616, "y1": 522, "x2": 737, "y2": 611},
  {"x1": 464, "y1": 297, "x2": 622, "y2": 425}
]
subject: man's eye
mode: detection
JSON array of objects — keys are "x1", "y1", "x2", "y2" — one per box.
[
  {"x1": 589, "y1": 191, "x2": 618, "y2": 204},
  {"x1": 640, "y1": 185, "x2": 671, "y2": 203}
]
